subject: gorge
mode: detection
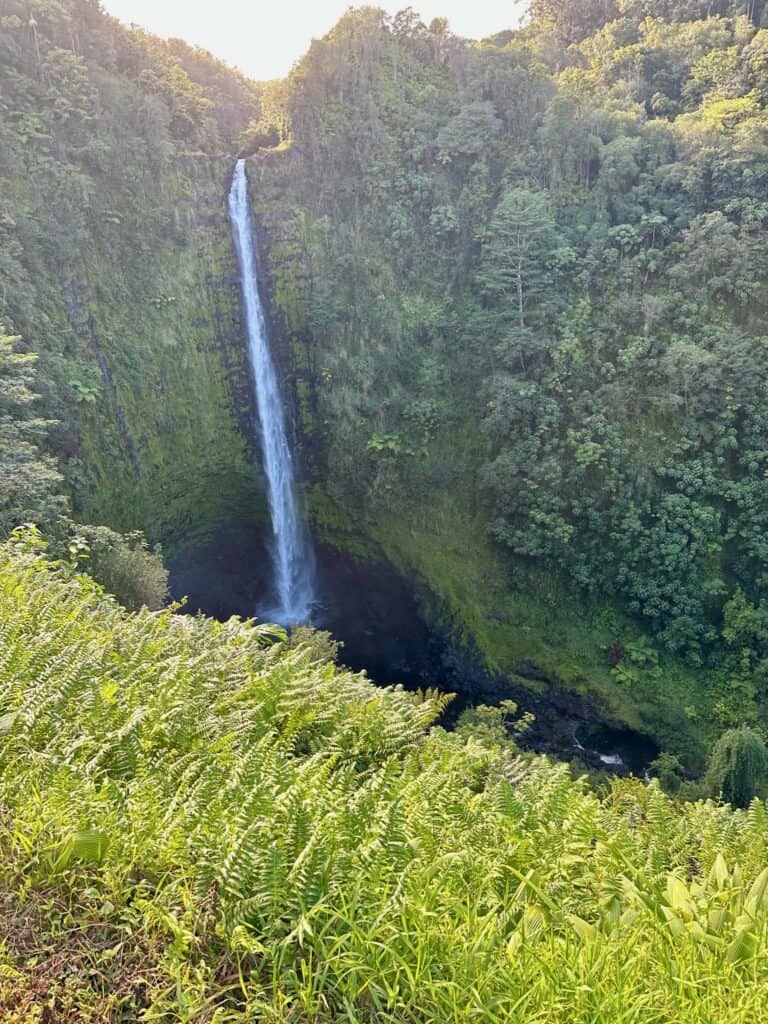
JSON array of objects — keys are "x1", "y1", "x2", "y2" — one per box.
[
  {"x1": 6, "y1": 2, "x2": 768, "y2": 1018},
  {"x1": 6, "y1": 0, "x2": 768, "y2": 774},
  {"x1": 183, "y1": 161, "x2": 654, "y2": 769}
]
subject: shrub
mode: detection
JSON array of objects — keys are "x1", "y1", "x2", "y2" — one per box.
[
  {"x1": 51, "y1": 519, "x2": 169, "y2": 611},
  {"x1": 706, "y1": 726, "x2": 768, "y2": 808},
  {"x1": 3, "y1": 542, "x2": 768, "y2": 1021}
]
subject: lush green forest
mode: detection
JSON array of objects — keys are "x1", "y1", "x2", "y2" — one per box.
[
  {"x1": 6, "y1": 0, "x2": 768, "y2": 742},
  {"x1": 0, "y1": 0, "x2": 264, "y2": 546},
  {"x1": 9, "y1": 0, "x2": 768, "y2": 766},
  {"x1": 5, "y1": 0, "x2": 768, "y2": 1018},
  {"x1": 8, "y1": 0, "x2": 768, "y2": 758},
  {"x1": 247, "y1": 0, "x2": 768, "y2": 761}
]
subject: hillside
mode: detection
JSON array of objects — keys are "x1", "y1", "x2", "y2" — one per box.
[
  {"x1": 2, "y1": 0, "x2": 768, "y2": 870},
  {"x1": 7, "y1": 1, "x2": 768, "y2": 1019},
  {"x1": 247, "y1": 1, "x2": 768, "y2": 761},
  {"x1": 6, "y1": 0, "x2": 768, "y2": 760},
  {"x1": 0, "y1": 0, "x2": 266, "y2": 544},
  {"x1": 2, "y1": 537, "x2": 768, "y2": 1022}
]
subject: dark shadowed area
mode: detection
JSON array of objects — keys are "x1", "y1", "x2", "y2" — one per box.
[
  {"x1": 169, "y1": 524, "x2": 658, "y2": 774},
  {"x1": 169, "y1": 525, "x2": 446, "y2": 690}
]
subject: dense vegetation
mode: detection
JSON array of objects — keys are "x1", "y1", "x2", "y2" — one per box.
[
  {"x1": 3, "y1": 537, "x2": 768, "y2": 1022},
  {"x1": 4, "y1": 1, "x2": 768, "y2": 730},
  {"x1": 243, "y1": 0, "x2": 768, "y2": 759},
  {"x1": 6, "y1": 4, "x2": 768, "y2": 1016},
  {"x1": 7, "y1": 0, "x2": 768, "y2": 757},
  {"x1": 0, "y1": 0, "x2": 265, "y2": 546}
]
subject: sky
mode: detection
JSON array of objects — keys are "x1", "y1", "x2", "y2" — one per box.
[{"x1": 100, "y1": 1, "x2": 529, "y2": 81}]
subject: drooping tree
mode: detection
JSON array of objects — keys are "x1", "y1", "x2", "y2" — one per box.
[{"x1": 706, "y1": 727, "x2": 768, "y2": 808}]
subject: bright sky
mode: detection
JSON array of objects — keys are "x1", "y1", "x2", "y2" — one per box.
[{"x1": 101, "y1": 1, "x2": 529, "y2": 81}]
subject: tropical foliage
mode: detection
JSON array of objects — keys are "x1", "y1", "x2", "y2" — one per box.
[
  {"x1": 8, "y1": 3, "x2": 768, "y2": 1020},
  {"x1": 0, "y1": 0, "x2": 265, "y2": 544},
  {"x1": 0, "y1": 326, "x2": 65, "y2": 534},
  {"x1": 245, "y1": 0, "x2": 768, "y2": 748},
  {"x1": 706, "y1": 726, "x2": 768, "y2": 807},
  {"x1": 9, "y1": 2, "x2": 768, "y2": 745},
  {"x1": 2, "y1": 540, "x2": 768, "y2": 1022}
]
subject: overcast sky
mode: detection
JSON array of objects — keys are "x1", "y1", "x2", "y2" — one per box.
[{"x1": 100, "y1": 1, "x2": 529, "y2": 81}]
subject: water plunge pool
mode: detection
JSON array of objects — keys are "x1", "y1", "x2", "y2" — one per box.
[{"x1": 169, "y1": 522, "x2": 658, "y2": 776}]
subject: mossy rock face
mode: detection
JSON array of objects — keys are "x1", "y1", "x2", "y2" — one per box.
[
  {"x1": 63, "y1": 159, "x2": 268, "y2": 548},
  {"x1": 1, "y1": 10, "x2": 267, "y2": 552},
  {"x1": 10, "y1": 152, "x2": 267, "y2": 548}
]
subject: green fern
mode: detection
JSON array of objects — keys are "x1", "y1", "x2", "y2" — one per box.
[{"x1": 2, "y1": 542, "x2": 768, "y2": 1021}]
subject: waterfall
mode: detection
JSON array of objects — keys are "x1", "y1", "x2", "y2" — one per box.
[{"x1": 228, "y1": 159, "x2": 316, "y2": 625}]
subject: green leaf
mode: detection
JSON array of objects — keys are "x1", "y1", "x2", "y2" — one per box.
[
  {"x1": 72, "y1": 828, "x2": 109, "y2": 863},
  {"x1": 666, "y1": 875, "x2": 693, "y2": 917},
  {"x1": 710, "y1": 852, "x2": 729, "y2": 890},
  {"x1": 725, "y1": 926, "x2": 758, "y2": 965},
  {"x1": 0, "y1": 711, "x2": 18, "y2": 734},
  {"x1": 567, "y1": 913, "x2": 599, "y2": 942},
  {"x1": 744, "y1": 866, "x2": 768, "y2": 918}
]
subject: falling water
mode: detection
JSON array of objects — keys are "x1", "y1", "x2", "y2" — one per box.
[{"x1": 228, "y1": 159, "x2": 316, "y2": 624}]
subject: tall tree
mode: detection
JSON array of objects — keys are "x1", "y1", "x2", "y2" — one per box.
[
  {"x1": 529, "y1": 0, "x2": 619, "y2": 44},
  {"x1": 479, "y1": 187, "x2": 565, "y2": 368},
  {"x1": 0, "y1": 329, "x2": 65, "y2": 536}
]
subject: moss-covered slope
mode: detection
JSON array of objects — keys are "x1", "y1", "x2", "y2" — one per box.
[{"x1": 0, "y1": 0, "x2": 266, "y2": 546}]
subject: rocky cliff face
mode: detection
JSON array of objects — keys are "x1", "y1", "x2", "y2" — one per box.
[
  {"x1": 61, "y1": 158, "x2": 266, "y2": 546},
  {"x1": 1, "y1": 1, "x2": 267, "y2": 548}
]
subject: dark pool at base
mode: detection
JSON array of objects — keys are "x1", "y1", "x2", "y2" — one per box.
[
  {"x1": 168, "y1": 523, "x2": 446, "y2": 691},
  {"x1": 168, "y1": 523, "x2": 659, "y2": 776}
]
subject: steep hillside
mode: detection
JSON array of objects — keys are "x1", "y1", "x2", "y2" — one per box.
[
  {"x1": 0, "y1": 0, "x2": 265, "y2": 545},
  {"x1": 5, "y1": 1, "x2": 768, "y2": 760},
  {"x1": 2, "y1": 538, "x2": 768, "y2": 1022},
  {"x1": 5, "y1": 6, "x2": 768, "y2": 1018},
  {"x1": 247, "y1": 2, "x2": 768, "y2": 761}
]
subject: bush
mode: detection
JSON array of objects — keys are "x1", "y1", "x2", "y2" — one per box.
[
  {"x1": 52, "y1": 519, "x2": 169, "y2": 611},
  {"x1": 3, "y1": 543, "x2": 768, "y2": 1021},
  {"x1": 285, "y1": 625, "x2": 342, "y2": 664},
  {"x1": 706, "y1": 726, "x2": 768, "y2": 808},
  {"x1": 650, "y1": 751, "x2": 685, "y2": 794}
]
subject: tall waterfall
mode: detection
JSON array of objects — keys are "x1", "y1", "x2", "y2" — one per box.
[{"x1": 228, "y1": 159, "x2": 316, "y2": 624}]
